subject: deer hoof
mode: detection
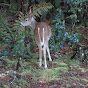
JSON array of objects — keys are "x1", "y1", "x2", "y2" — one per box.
[
  {"x1": 49, "y1": 59, "x2": 52, "y2": 61},
  {"x1": 44, "y1": 65, "x2": 48, "y2": 69}
]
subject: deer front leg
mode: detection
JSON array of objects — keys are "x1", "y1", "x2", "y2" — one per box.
[
  {"x1": 39, "y1": 47, "x2": 42, "y2": 67},
  {"x1": 43, "y1": 46, "x2": 47, "y2": 68}
]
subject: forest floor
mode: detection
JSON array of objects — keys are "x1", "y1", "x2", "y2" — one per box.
[
  {"x1": 0, "y1": 52, "x2": 88, "y2": 88},
  {"x1": 0, "y1": 12, "x2": 88, "y2": 88}
]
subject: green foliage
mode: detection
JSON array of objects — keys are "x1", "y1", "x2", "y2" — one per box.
[
  {"x1": 66, "y1": 0, "x2": 88, "y2": 28},
  {"x1": 0, "y1": 15, "x2": 12, "y2": 41},
  {"x1": 19, "y1": 79, "x2": 30, "y2": 87},
  {"x1": 50, "y1": 8, "x2": 65, "y2": 54},
  {"x1": 55, "y1": 0, "x2": 63, "y2": 8},
  {"x1": 63, "y1": 32, "x2": 80, "y2": 45},
  {"x1": 81, "y1": 79, "x2": 88, "y2": 82},
  {"x1": 53, "y1": 0, "x2": 88, "y2": 27},
  {"x1": 0, "y1": 58, "x2": 17, "y2": 69},
  {"x1": 50, "y1": 0, "x2": 88, "y2": 57},
  {"x1": 39, "y1": 69, "x2": 58, "y2": 82},
  {"x1": 3, "y1": 58, "x2": 17, "y2": 64},
  {"x1": 3, "y1": 85, "x2": 9, "y2": 88},
  {"x1": 32, "y1": 2, "x2": 53, "y2": 18},
  {"x1": 9, "y1": 4, "x2": 18, "y2": 14},
  {"x1": 50, "y1": 8, "x2": 80, "y2": 56},
  {"x1": 57, "y1": 62, "x2": 68, "y2": 66},
  {"x1": 0, "y1": 15, "x2": 31, "y2": 58},
  {"x1": 39, "y1": 66, "x2": 68, "y2": 82}
]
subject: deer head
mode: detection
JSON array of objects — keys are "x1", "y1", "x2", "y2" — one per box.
[{"x1": 20, "y1": 8, "x2": 37, "y2": 29}]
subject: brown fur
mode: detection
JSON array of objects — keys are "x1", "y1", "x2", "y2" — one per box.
[{"x1": 34, "y1": 22, "x2": 51, "y2": 46}]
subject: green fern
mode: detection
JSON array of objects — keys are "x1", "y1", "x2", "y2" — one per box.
[
  {"x1": 18, "y1": 2, "x2": 53, "y2": 19},
  {"x1": 31, "y1": 2, "x2": 53, "y2": 18}
]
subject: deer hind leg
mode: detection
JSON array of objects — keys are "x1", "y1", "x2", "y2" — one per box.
[
  {"x1": 39, "y1": 46, "x2": 42, "y2": 67},
  {"x1": 47, "y1": 45, "x2": 52, "y2": 61},
  {"x1": 43, "y1": 45, "x2": 47, "y2": 68}
]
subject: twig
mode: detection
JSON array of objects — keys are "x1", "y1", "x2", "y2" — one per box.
[{"x1": 0, "y1": 3, "x2": 10, "y2": 6}]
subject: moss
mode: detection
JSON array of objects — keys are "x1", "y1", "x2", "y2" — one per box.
[
  {"x1": 19, "y1": 79, "x2": 30, "y2": 87},
  {"x1": 39, "y1": 67, "x2": 68, "y2": 82},
  {"x1": 66, "y1": 84, "x2": 71, "y2": 87},
  {"x1": 3, "y1": 85, "x2": 9, "y2": 88},
  {"x1": 4, "y1": 58, "x2": 17, "y2": 64},
  {"x1": 81, "y1": 79, "x2": 88, "y2": 82},
  {"x1": 54, "y1": 67, "x2": 68, "y2": 72},
  {"x1": 60, "y1": 87, "x2": 65, "y2": 88},
  {"x1": 24, "y1": 62, "x2": 32, "y2": 66},
  {"x1": 29, "y1": 58, "x2": 39, "y2": 64},
  {"x1": 22, "y1": 68, "x2": 33, "y2": 75},
  {"x1": 57, "y1": 62, "x2": 68, "y2": 66},
  {"x1": 39, "y1": 69, "x2": 58, "y2": 82},
  {"x1": 70, "y1": 76, "x2": 79, "y2": 81},
  {"x1": 77, "y1": 67, "x2": 87, "y2": 72}
]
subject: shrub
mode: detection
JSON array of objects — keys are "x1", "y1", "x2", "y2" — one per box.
[
  {"x1": 50, "y1": 8, "x2": 80, "y2": 56},
  {"x1": 0, "y1": 15, "x2": 31, "y2": 58}
]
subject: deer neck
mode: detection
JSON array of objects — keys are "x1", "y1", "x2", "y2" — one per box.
[{"x1": 30, "y1": 18, "x2": 38, "y2": 30}]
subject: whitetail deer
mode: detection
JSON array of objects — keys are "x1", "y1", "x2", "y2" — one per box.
[{"x1": 20, "y1": 9, "x2": 52, "y2": 68}]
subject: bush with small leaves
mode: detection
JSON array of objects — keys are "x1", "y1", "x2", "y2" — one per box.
[{"x1": 50, "y1": 8, "x2": 80, "y2": 57}]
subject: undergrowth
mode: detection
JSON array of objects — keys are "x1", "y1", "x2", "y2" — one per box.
[{"x1": 0, "y1": 55, "x2": 88, "y2": 88}]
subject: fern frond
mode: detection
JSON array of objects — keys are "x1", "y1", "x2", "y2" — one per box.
[{"x1": 30, "y1": 2, "x2": 53, "y2": 18}]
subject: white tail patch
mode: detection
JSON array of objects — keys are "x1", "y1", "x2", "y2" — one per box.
[
  {"x1": 43, "y1": 28, "x2": 44, "y2": 45},
  {"x1": 38, "y1": 27, "x2": 45, "y2": 47}
]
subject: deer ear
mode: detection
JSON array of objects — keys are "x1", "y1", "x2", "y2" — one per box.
[
  {"x1": 28, "y1": 8, "x2": 33, "y2": 18},
  {"x1": 29, "y1": 8, "x2": 32, "y2": 14}
]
